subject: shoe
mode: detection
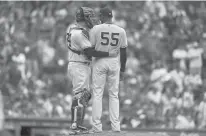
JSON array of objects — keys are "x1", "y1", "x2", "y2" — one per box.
[
  {"x1": 88, "y1": 127, "x2": 102, "y2": 134},
  {"x1": 69, "y1": 128, "x2": 89, "y2": 135},
  {"x1": 70, "y1": 124, "x2": 88, "y2": 131},
  {"x1": 77, "y1": 125, "x2": 88, "y2": 131},
  {"x1": 69, "y1": 125, "x2": 89, "y2": 135},
  {"x1": 69, "y1": 129, "x2": 89, "y2": 135}
]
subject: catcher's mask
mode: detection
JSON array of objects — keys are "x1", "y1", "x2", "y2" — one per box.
[{"x1": 75, "y1": 7, "x2": 98, "y2": 28}]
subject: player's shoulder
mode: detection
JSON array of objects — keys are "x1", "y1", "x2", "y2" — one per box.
[
  {"x1": 67, "y1": 23, "x2": 77, "y2": 33},
  {"x1": 114, "y1": 24, "x2": 126, "y2": 32},
  {"x1": 68, "y1": 24, "x2": 87, "y2": 36},
  {"x1": 112, "y1": 24, "x2": 123, "y2": 28},
  {"x1": 70, "y1": 29, "x2": 81, "y2": 37},
  {"x1": 91, "y1": 24, "x2": 102, "y2": 31},
  {"x1": 109, "y1": 24, "x2": 126, "y2": 33},
  {"x1": 71, "y1": 29, "x2": 89, "y2": 40}
]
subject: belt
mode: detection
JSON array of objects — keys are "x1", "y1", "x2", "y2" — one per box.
[{"x1": 69, "y1": 61, "x2": 90, "y2": 65}]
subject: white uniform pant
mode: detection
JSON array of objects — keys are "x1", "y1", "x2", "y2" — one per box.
[
  {"x1": 92, "y1": 58, "x2": 120, "y2": 131},
  {"x1": 68, "y1": 62, "x2": 91, "y2": 94}
]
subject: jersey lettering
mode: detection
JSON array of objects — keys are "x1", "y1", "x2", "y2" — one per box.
[
  {"x1": 66, "y1": 33, "x2": 71, "y2": 47},
  {"x1": 100, "y1": 32, "x2": 119, "y2": 46},
  {"x1": 110, "y1": 33, "x2": 119, "y2": 46}
]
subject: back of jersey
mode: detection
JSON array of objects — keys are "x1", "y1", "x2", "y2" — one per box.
[{"x1": 90, "y1": 24, "x2": 127, "y2": 56}]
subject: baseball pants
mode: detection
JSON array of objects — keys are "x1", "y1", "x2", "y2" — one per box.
[
  {"x1": 92, "y1": 58, "x2": 120, "y2": 131},
  {"x1": 68, "y1": 62, "x2": 91, "y2": 94}
]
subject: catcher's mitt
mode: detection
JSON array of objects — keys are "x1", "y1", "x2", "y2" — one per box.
[{"x1": 78, "y1": 89, "x2": 92, "y2": 107}]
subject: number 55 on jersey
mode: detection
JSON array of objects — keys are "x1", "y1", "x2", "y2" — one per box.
[{"x1": 90, "y1": 24, "x2": 127, "y2": 53}]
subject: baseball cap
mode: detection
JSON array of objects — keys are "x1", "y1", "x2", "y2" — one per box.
[{"x1": 99, "y1": 7, "x2": 113, "y2": 17}]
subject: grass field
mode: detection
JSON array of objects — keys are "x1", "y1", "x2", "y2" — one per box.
[
  {"x1": 77, "y1": 131, "x2": 166, "y2": 136},
  {"x1": 45, "y1": 129, "x2": 170, "y2": 136},
  {"x1": 5, "y1": 117, "x2": 206, "y2": 136},
  {"x1": 54, "y1": 131, "x2": 167, "y2": 136},
  {"x1": 52, "y1": 130, "x2": 205, "y2": 136},
  {"x1": 34, "y1": 129, "x2": 206, "y2": 136}
]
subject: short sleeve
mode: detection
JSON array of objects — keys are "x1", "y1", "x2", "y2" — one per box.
[
  {"x1": 120, "y1": 29, "x2": 128, "y2": 48},
  {"x1": 67, "y1": 23, "x2": 76, "y2": 33}
]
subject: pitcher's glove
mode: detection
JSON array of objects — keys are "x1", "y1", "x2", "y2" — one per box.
[{"x1": 79, "y1": 89, "x2": 92, "y2": 107}]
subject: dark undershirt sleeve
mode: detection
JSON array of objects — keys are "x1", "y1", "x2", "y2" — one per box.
[
  {"x1": 84, "y1": 47, "x2": 109, "y2": 57},
  {"x1": 120, "y1": 48, "x2": 127, "y2": 72}
]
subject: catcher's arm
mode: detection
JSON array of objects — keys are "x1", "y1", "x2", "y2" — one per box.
[{"x1": 84, "y1": 47, "x2": 118, "y2": 58}]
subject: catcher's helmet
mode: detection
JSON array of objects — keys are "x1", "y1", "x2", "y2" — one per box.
[{"x1": 75, "y1": 7, "x2": 97, "y2": 28}]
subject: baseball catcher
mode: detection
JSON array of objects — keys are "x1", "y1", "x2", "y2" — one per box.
[{"x1": 66, "y1": 7, "x2": 119, "y2": 135}]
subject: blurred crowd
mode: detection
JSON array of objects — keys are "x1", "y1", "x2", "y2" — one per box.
[{"x1": 0, "y1": 1, "x2": 206, "y2": 130}]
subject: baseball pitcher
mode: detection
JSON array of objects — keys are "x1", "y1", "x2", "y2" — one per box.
[
  {"x1": 89, "y1": 7, "x2": 128, "y2": 133},
  {"x1": 66, "y1": 7, "x2": 118, "y2": 134}
]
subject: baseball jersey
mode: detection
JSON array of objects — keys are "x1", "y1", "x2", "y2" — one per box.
[
  {"x1": 66, "y1": 24, "x2": 92, "y2": 62},
  {"x1": 90, "y1": 23, "x2": 128, "y2": 53}
]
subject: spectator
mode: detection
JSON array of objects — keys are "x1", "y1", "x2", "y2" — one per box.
[
  {"x1": 169, "y1": 62, "x2": 185, "y2": 95},
  {"x1": 187, "y1": 42, "x2": 203, "y2": 76},
  {"x1": 1, "y1": 1, "x2": 206, "y2": 130},
  {"x1": 197, "y1": 92, "x2": 206, "y2": 129},
  {"x1": 175, "y1": 113, "x2": 195, "y2": 129}
]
